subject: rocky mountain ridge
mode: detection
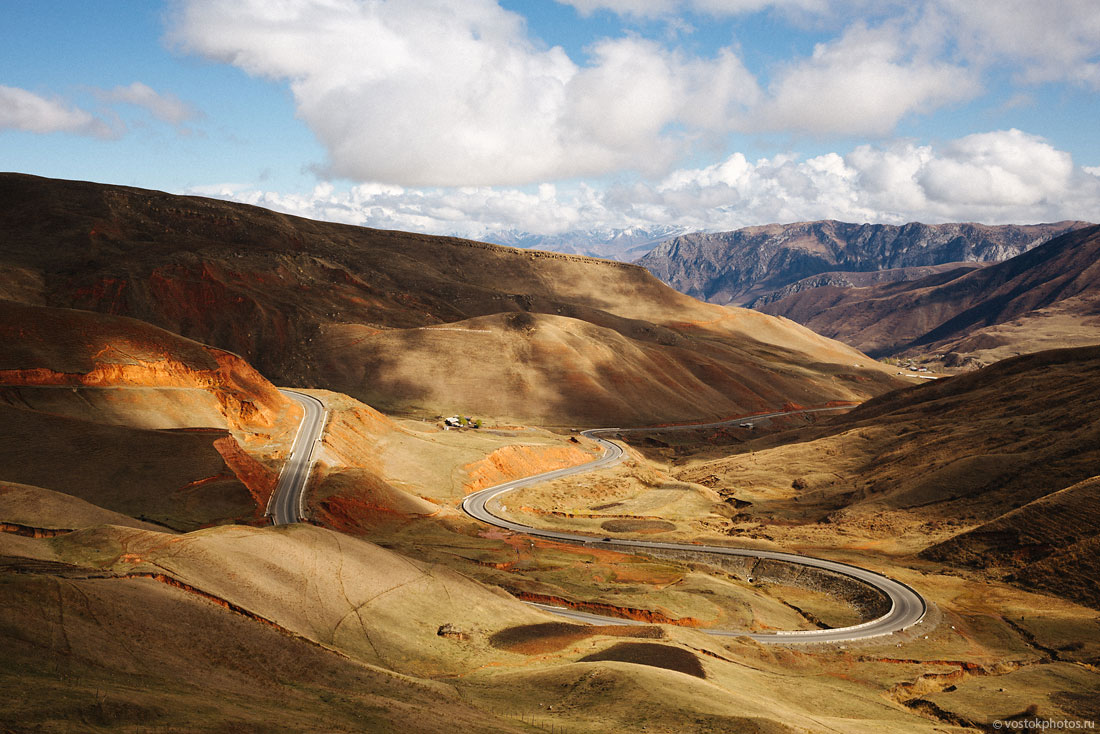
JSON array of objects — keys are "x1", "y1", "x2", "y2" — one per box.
[
  {"x1": 755, "y1": 224, "x2": 1100, "y2": 364},
  {"x1": 746, "y1": 262, "x2": 990, "y2": 308},
  {"x1": 638, "y1": 220, "x2": 1090, "y2": 305}
]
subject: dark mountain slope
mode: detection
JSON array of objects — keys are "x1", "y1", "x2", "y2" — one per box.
[
  {"x1": 756, "y1": 225, "x2": 1100, "y2": 361},
  {"x1": 674, "y1": 345, "x2": 1100, "y2": 607}
]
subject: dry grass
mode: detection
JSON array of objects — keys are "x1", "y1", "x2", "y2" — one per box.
[
  {"x1": 40, "y1": 522, "x2": 553, "y2": 677},
  {"x1": 0, "y1": 173, "x2": 905, "y2": 427},
  {"x1": 0, "y1": 481, "x2": 167, "y2": 533},
  {"x1": 0, "y1": 557, "x2": 529, "y2": 733}
]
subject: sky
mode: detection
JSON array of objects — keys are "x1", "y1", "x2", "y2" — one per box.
[{"x1": 3, "y1": 0, "x2": 1100, "y2": 239}]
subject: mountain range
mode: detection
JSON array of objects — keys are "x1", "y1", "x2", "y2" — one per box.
[
  {"x1": 485, "y1": 225, "x2": 684, "y2": 261},
  {"x1": 755, "y1": 224, "x2": 1100, "y2": 364},
  {"x1": 637, "y1": 220, "x2": 1090, "y2": 306}
]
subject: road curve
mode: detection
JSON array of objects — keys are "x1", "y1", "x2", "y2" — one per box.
[
  {"x1": 268, "y1": 390, "x2": 327, "y2": 525},
  {"x1": 463, "y1": 410, "x2": 927, "y2": 644}
]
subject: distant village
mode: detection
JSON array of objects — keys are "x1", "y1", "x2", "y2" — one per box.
[{"x1": 443, "y1": 415, "x2": 482, "y2": 429}]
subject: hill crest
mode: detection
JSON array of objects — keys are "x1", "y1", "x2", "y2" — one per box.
[{"x1": 0, "y1": 173, "x2": 904, "y2": 425}]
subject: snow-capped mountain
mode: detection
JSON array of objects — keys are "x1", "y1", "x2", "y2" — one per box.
[{"x1": 481, "y1": 225, "x2": 686, "y2": 262}]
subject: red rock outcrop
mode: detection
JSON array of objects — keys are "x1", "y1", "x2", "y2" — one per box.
[
  {"x1": 509, "y1": 590, "x2": 706, "y2": 627},
  {"x1": 212, "y1": 435, "x2": 280, "y2": 514}
]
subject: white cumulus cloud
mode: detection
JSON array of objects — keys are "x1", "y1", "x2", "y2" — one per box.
[
  {"x1": 194, "y1": 129, "x2": 1100, "y2": 240},
  {"x1": 0, "y1": 85, "x2": 116, "y2": 137},
  {"x1": 169, "y1": 0, "x2": 760, "y2": 186},
  {"x1": 935, "y1": 0, "x2": 1100, "y2": 89},
  {"x1": 917, "y1": 129, "x2": 1075, "y2": 208},
  {"x1": 752, "y1": 21, "x2": 980, "y2": 136},
  {"x1": 97, "y1": 82, "x2": 201, "y2": 125}
]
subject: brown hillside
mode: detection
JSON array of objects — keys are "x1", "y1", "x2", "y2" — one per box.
[
  {"x1": 39, "y1": 522, "x2": 551, "y2": 677},
  {"x1": 757, "y1": 225, "x2": 1100, "y2": 364},
  {"x1": 746, "y1": 261, "x2": 992, "y2": 307},
  {"x1": 0, "y1": 300, "x2": 303, "y2": 527},
  {"x1": 672, "y1": 346, "x2": 1100, "y2": 605},
  {"x1": 923, "y1": 476, "x2": 1100, "y2": 608},
  {"x1": 0, "y1": 298, "x2": 292, "y2": 433},
  {"x1": 0, "y1": 529, "x2": 532, "y2": 733},
  {"x1": 314, "y1": 311, "x2": 889, "y2": 425},
  {"x1": 0, "y1": 404, "x2": 266, "y2": 529},
  {"x1": 0, "y1": 173, "x2": 902, "y2": 425}
]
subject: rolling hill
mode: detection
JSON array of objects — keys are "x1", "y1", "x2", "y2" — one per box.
[
  {"x1": 672, "y1": 345, "x2": 1100, "y2": 607},
  {"x1": 0, "y1": 173, "x2": 903, "y2": 425},
  {"x1": 0, "y1": 299, "x2": 302, "y2": 529}
]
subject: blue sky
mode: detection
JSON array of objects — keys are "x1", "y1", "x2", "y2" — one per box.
[{"x1": 3, "y1": 0, "x2": 1100, "y2": 237}]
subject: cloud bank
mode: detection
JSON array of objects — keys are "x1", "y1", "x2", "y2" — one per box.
[
  {"x1": 0, "y1": 82, "x2": 200, "y2": 138},
  {"x1": 198, "y1": 129, "x2": 1100, "y2": 239},
  {"x1": 170, "y1": 0, "x2": 1100, "y2": 188},
  {"x1": 0, "y1": 85, "x2": 116, "y2": 137},
  {"x1": 170, "y1": 0, "x2": 763, "y2": 186},
  {"x1": 96, "y1": 82, "x2": 200, "y2": 125}
]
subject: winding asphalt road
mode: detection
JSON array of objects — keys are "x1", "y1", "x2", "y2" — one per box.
[
  {"x1": 462, "y1": 409, "x2": 927, "y2": 644},
  {"x1": 267, "y1": 389, "x2": 327, "y2": 525},
  {"x1": 267, "y1": 391, "x2": 925, "y2": 642}
]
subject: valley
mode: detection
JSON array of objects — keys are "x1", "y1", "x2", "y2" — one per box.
[{"x1": 1, "y1": 177, "x2": 1097, "y2": 733}]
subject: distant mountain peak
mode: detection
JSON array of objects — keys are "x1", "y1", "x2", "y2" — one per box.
[{"x1": 481, "y1": 224, "x2": 687, "y2": 262}]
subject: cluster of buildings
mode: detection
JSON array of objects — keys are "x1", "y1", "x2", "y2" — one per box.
[{"x1": 443, "y1": 415, "x2": 480, "y2": 429}]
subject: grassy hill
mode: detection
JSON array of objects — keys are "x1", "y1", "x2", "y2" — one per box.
[
  {"x1": 0, "y1": 173, "x2": 902, "y2": 425},
  {"x1": 669, "y1": 346, "x2": 1100, "y2": 606}
]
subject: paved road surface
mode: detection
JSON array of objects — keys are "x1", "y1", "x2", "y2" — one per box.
[
  {"x1": 268, "y1": 393, "x2": 925, "y2": 642},
  {"x1": 463, "y1": 411, "x2": 927, "y2": 644},
  {"x1": 268, "y1": 390, "x2": 327, "y2": 525}
]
